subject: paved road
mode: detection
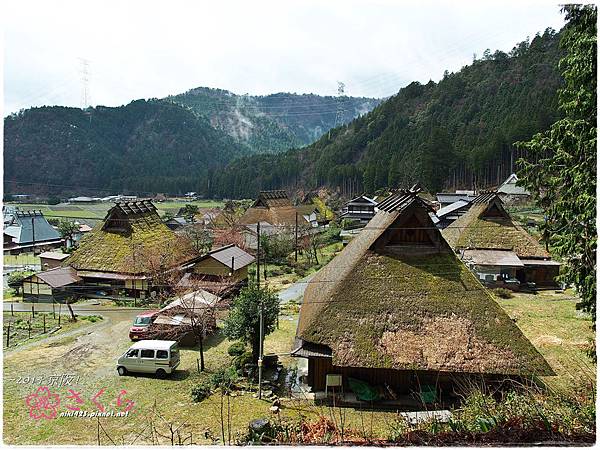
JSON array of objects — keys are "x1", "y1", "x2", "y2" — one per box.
[
  {"x1": 3, "y1": 300, "x2": 140, "y2": 322},
  {"x1": 277, "y1": 273, "x2": 315, "y2": 304}
]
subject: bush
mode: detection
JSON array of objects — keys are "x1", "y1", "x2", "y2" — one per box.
[
  {"x1": 233, "y1": 351, "x2": 254, "y2": 373},
  {"x1": 228, "y1": 342, "x2": 246, "y2": 356},
  {"x1": 191, "y1": 381, "x2": 212, "y2": 402},
  {"x1": 493, "y1": 288, "x2": 514, "y2": 299}
]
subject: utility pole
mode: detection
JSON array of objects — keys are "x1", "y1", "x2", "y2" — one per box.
[
  {"x1": 256, "y1": 221, "x2": 264, "y2": 399},
  {"x1": 295, "y1": 212, "x2": 298, "y2": 262},
  {"x1": 31, "y1": 215, "x2": 36, "y2": 256}
]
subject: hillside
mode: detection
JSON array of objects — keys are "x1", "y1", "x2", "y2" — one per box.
[
  {"x1": 3, "y1": 99, "x2": 248, "y2": 196},
  {"x1": 166, "y1": 88, "x2": 381, "y2": 153},
  {"x1": 211, "y1": 28, "x2": 564, "y2": 198}
]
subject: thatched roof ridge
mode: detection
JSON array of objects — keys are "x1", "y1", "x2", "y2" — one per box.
[
  {"x1": 441, "y1": 195, "x2": 549, "y2": 258},
  {"x1": 64, "y1": 201, "x2": 197, "y2": 275},
  {"x1": 297, "y1": 194, "x2": 552, "y2": 376}
]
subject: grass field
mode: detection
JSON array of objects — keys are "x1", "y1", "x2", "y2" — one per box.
[
  {"x1": 496, "y1": 290, "x2": 595, "y2": 393},
  {"x1": 3, "y1": 312, "x2": 102, "y2": 350},
  {"x1": 6, "y1": 200, "x2": 225, "y2": 222}
]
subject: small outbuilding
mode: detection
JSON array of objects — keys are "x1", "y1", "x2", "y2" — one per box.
[
  {"x1": 22, "y1": 267, "x2": 81, "y2": 303},
  {"x1": 39, "y1": 251, "x2": 70, "y2": 270}
]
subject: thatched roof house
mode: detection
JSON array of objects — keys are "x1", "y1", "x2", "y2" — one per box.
[
  {"x1": 293, "y1": 189, "x2": 551, "y2": 398},
  {"x1": 442, "y1": 193, "x2": 559, "y2": 288},
  {"x1": 64, "y1": 200, "x2": 197, "y2": 297},
  {"x1": 239, "y1": 190, "x2": 310, "y2": 228}
]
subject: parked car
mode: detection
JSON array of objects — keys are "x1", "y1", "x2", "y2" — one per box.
[
  {"x1": 117, "y1": 340, "x2": 180, "y2": 378},
  {"x1": 129, "y1": 310, "x2": 159, "y2": 340}
]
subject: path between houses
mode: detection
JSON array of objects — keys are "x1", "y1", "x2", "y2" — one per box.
[{"x1": 277, "y1": 273, "x2": 315, "y2": 304}]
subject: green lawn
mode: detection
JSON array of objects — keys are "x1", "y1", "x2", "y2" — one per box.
[{"x1": 496, "y1": 290, "x2": 596, "y2": 393}]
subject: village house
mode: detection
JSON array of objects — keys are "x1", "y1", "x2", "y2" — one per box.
[
  {"x1": 442, "y1": 192, "x2": 560, "y2": 289},
  {"x1": 292, "y1": 188, "x2": 551, "y2": 404},
  {"x1": 178, "y1": 244, "x2": 254, "y2": 297},
  {"x1": 339, "y1": 195, "x2": 378, "y2": 225},
  {"x1": 63, "y1": 200, "x2": 198, "y2": 299},
  {"x1": 239, "y1": 190, "x2": 310, "y2": 229},
  {"x1": 3, "y1": 211, "x2": 63, "y2": 255},
  {"x1": 497, "y1": 173, "x2": 531, "y2": 204},
  {"x1": 22, "y1": 267, "x2": 81, "y2": 303}
]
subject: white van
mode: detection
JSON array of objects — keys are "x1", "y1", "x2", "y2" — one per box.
[{"x1": 117, "y1": 340, "x2": 180, "y2": 378}]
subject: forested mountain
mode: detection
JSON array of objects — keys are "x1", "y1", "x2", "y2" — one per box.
[
  {"x1": 167, "y1": 88, "x2": 381, "y2": 153},
  {"x1": 5, "y1": 28, "x2": 563, "y2": 199},
  {"x1": 212, "y1": 28, "x2": 564, "y2": 198},
  {"x1": 4, "y1": 100, "x2": 248, "y2": 195}
]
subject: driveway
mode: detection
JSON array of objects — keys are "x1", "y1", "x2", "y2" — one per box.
[{"x1": 277, "y1": 273, "x2": 315, "y2": 304}]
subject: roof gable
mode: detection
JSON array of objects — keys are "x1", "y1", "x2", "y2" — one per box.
[
  {"x1": 252, "y1": 190, "x2": 292, "y2": 208},
  {"x1": 441, "y1": 193, "x2": 549, "y2": 258}
]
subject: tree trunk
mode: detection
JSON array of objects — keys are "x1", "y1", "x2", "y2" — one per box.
[
  {"x1": 199, "y1": 336, "x2": 205, "y2": 372},
  {"x1": 66, "y1": 301, "x2": 76, "y2": 321}
]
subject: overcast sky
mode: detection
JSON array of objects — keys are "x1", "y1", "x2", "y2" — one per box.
[{"x1": 3, "y1": 0, "x2": 566, "y2": 115}]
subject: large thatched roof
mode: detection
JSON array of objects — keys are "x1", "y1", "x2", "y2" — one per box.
[
  {"x1": 441, "y1": 194, "x2": 549, "y2": 258},
  {"x1": 65, "y1": 201, "x2": 197, "y2": 275},
  {"x1": 296, "y1": 191, "x2": 552, "y2": 376}
]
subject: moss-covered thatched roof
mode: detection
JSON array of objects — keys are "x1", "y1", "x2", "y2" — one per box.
[
  {"x1": 239, "y1": 206, "x2": 309, "y2": 227},
  {"x1": 441, "y1": 196, "x2": 549, "y2": 258},
  {"x1": 64, "y1": 202, "x2": 197, "y2": 275},
  {"x1": 297, "y1": 192, "x2": 552, "y2": 376}
]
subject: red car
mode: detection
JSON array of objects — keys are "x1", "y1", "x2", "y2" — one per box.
[{"x1": 129, "y1": 310, "x2": 159, "y2": 340}]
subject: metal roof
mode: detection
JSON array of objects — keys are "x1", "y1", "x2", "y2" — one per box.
[
  {"x1": 11, "y1": 211, "x2": 61, "y2": 244},
  {"x1": 206, "y1": 244, "x2": 255, "y2": 270},
  {"x1": 39, "y1": 251, "x2": 70, "y2": 261},
  {"x1": 436, "y1": 199, "x2": 471, "y2": 218},
  {"x1": 33, "y1": 267, "x2": 81, "y2": 288},
  {"x1": 462, "y1": 249, "x2": 524, "y2": 267},
  {"x1": 498, "y1": 174, "x2": 530, "y2": 196}
]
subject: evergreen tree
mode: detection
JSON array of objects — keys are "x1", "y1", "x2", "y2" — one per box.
[{"x1": 517, "y1": 5, "x2": 597, "y2": 325}]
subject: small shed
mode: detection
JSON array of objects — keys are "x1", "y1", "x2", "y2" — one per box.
[
  {"x1": 22, "y1": 267, "x2": 81, "y2": 303},
  {"x1": 150, "y1": 290, "x2": 219, "y2": 345},
  {"x1": 39, "y1": 251, "x2": 70, "y2": 270},
  {"x1": 191, "y1": 244, "x2": 255, "y2": 282}
]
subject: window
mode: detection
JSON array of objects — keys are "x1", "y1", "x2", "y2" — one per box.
[
  {"x1": 156, "y1": 350, "x2": 168, "y2": 359},
  {"x1": 140, "y1": 349, "x2": 155, "y2": 358},
  {"x1": 126, "y1": 349, "x2": 138, "y2": 358},
  {"x1": 134, "y1": 316, "x2": 152, "y2": 326}
]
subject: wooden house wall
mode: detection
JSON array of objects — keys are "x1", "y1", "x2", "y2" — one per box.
[
  {"x1": 193, "y1": 258, "x2": 248, "y2": 281},
  {"x1": 523, "y1": 265, "x2": 560, "y2": 287},
  {"x1": 307, "y1": 357, "x2": 506, "y2": 395},
  {"x1": 23, "y1": 276, "x2": 56, "y2": 303}
]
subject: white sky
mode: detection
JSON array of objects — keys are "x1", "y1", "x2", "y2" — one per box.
[{"x1": 2, "y1": 0, "x2": 567, "y2": 115}]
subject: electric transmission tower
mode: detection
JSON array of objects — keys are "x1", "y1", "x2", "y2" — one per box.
[
  {"x1": 329, "y1": 81, "x2": 346, "y2": 139},
  {"x1": 78, "y1": 57, "x2": 91, "y2": 109},
  {"x1": 333, "y1": 81, "x2": 346, "y2": 128}
]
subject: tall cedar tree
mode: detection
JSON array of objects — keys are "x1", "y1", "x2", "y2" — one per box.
[
  {"x1": 222, "y1": 283, "x2": 279, "y2": 361},
  {"x1": 517, "y1": 5, "x2": 597, "y2": 325}
]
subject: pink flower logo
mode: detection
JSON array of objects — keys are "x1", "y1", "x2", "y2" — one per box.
[{"x1": 25, "y1": 386, "x2": 61, "y2": 420}]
